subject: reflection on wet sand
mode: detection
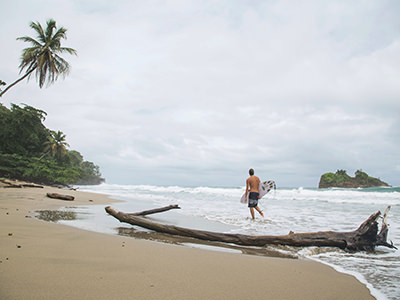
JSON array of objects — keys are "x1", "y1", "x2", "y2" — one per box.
[
  {"x1": 36, "y1": 210, "x2": 78, "y2": 222},
  {"x1": 116, "y1": 227, "x2": 297, "y2": 259}
]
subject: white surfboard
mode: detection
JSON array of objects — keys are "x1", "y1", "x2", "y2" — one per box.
[{"x1": 240, "y1": 180, "x2": 276, "y2": 204}]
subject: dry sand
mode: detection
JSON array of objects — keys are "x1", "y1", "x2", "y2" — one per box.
[{"x1": 0, "y1": 183, "x2": 374, "y2": 300}]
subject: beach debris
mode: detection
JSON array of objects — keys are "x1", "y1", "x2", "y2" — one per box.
[
  {"x1": 8, "y1": 233, "x2": 12, "y2": 236},
  {"x1": 46, "y1": 193, "x2": 74, "y2": 201},
  {"x1": 105, "y1": 205, "x2": 397, "y2": 252},
  {"x1": 0, "y1": 179, "x2": 43, "y2": 188}
]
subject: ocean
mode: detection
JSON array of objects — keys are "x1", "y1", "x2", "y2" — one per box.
[{"x1": 54, "y1": 184, "x2": 399, "y2": 300}]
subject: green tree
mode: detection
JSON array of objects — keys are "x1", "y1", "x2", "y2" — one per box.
[
  {"x1": 43, "y1": 130, "x2": 70, "y2": 161},
  {"x1": 0, "y1": 103, "x2": 48, "y2": 156},
  {"x1": 0, "y1": 19, "x2": 77, "y2": 97},
  {"x1": 65, "y1": 150, "x2": 83, "y2": 167},
  {"x1": 336, "y1": 169, "x2": 348, "y2": 176},
  {"x1": 355, "y1": 169, "x2": 368, "y2": 184}
]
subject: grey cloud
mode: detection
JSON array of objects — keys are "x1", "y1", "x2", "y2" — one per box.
[{"x1": 1, "y1": 0, "x2": 399, "y2": 187}]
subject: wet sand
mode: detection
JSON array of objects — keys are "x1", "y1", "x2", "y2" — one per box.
[{"x1": 0, "y1": 182, "x2": 374, "y2": 300}]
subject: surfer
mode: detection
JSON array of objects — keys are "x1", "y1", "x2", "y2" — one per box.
[{"x1": 245, "y1": 168, "x2": 264, "y2": 220}]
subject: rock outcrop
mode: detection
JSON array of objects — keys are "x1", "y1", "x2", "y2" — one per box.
[{"x1": 318, "y1": 170, "x2": 389, "y2": 188}]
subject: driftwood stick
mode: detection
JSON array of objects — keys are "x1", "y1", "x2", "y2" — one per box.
[
  {"x1": 105, "y1": 205, "x2": 396, "y2": 251},
  {"x1": 128, "y1": 204, "x2": 180, "y2": 216},
  {"x1": 46, "y1": 193, "x2": 74, "y2": 201}
]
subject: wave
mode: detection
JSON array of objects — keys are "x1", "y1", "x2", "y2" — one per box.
[{"x1": 76, "y1": 183, "x2": 400, "y2": 207}]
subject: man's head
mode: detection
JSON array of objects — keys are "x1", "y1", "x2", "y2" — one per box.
[{"x1": 249, "y1": 168, "x2": 254, "y2": 176}]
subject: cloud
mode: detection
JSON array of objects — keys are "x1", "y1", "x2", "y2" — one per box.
[{"x1": 1, "y1": 0, "x2": 399, "y2": 187}]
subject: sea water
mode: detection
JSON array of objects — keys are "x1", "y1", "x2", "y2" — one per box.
[{"x1": 58, "y1": 184, "x2": 399, "y2": 300}]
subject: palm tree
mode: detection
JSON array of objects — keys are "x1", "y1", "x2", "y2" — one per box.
[
  {"x1": 0, "y1": 19, "x2": 77, "y2": 97},
  {"x1": 42, "y1": 130, "x2": 70, "y2": 161}
]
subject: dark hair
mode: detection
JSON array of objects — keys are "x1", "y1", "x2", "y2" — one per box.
[{"x1": 249, "y1": 168, "x2": 254, "y2": 176}]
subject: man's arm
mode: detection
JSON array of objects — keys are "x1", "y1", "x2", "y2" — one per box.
[{"x1": 245, "y1": 179, "x2": 249, "y2": 203}]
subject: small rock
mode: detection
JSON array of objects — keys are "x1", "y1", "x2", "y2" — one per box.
[
  {"x1": 8, "y1": 233, "x2": 13, "y2": 236},
  {"x1": 17, "y1": 245, "x2": 21, "y2": 248}
]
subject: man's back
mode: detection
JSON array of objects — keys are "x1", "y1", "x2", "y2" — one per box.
[{"x1": 247, "y1": 175, "x2": 260, "y2": 193}]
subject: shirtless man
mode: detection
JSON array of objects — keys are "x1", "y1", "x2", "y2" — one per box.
[{"x1": 245, "y1": 168, "x2": 264, "y2": 220}]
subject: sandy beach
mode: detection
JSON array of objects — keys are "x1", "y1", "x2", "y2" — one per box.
[{"x1": 0, "y1": 182, "x2": 374, "y2": 300}]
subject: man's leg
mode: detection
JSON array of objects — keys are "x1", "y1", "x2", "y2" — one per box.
[
  {"x1": 255, "y1": 206, "x2": 264, "y2": 217},
  {"x1": 249, "y1": 207, "x2": 255, "y2": 219}
]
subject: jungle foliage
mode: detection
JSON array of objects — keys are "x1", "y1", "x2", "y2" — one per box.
[
  {"x1": 0, "y1": 103, "x2": 103, "y2": 185},
  {"x1": 319, "y1": 169, "x2": 389, "y2": 188},
  {"x1": 319, "y1": 169, "x2": 351, "y2": 185}
]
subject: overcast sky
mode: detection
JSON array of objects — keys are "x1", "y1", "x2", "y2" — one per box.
[{"x1": 1, "y1": 0, "x2": 399, "y2": 187}]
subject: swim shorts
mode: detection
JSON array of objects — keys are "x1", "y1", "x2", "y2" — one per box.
[{"x1": 248, "y1": 192, "x2": 259, "y2": 208}]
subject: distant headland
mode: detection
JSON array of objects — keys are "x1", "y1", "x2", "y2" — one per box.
[{"x1": 318, "y1": 169, "x2": 390, "y2": 188}]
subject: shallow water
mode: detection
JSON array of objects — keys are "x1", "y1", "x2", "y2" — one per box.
[{"x1": 55, "y1": 184, "x2": 399, "y2": 300}]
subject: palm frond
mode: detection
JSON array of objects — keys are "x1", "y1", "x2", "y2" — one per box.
[
  {"x1": 45, "y1": 19, "x2": 57, "y2": 41},
  {"x1": 16, "y1": 36, "x2": 42, "y2": 47},
  {"x1": 18, "y1": 53, "x2": 38, "y2": 73},
  {"x1": 58, "y1": 47, "x2": 77, "y2": 56},
  {"x1": 51, "y1": 27, "x2": 68, "y2": 44},
  {"x1": 30, "y1": 21, "x2": 46, "y2": 44},
  {"x1": 53, "y1": 53, "x2": 70, "y2": 72}
]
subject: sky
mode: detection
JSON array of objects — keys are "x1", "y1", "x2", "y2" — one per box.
[{"x1": 1, "y1": 0, "x2": 399, "y2": 187}]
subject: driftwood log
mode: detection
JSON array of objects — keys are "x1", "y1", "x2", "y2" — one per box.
[
  {"x1": 46, "y1": 193, "x2": 74, "y2": 201},
  {"x1": 105, "y1": 205, "x2": 396, "y2": 251},
  {"x1": 0, "y1": 179, "x2": 44, "y2": 188}
]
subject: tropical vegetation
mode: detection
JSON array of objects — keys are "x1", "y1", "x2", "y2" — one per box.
[
  {"x1": 0, "y1": 103, "x2": 103, "y2": 185},
  {"x1": 319, "y1": 169, "x2": 389, "y2": 188},
  {"x1": 0, "y1": 19, "x2": 77, "y2": 97}
]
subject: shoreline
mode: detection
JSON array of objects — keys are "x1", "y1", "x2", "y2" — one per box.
[{"x1": 0, "y1": 182, "x2": 375, "y2": 299}]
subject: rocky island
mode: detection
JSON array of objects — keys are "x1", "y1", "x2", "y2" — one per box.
[{"x1": 318, "y1": 169, "x2": 390, "y2": 188}]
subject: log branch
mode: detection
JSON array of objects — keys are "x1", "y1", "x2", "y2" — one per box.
[
  {"x1": 127, "y1": 204, "x2": 180, "y2": 216},
  {"x1": 376, "y1": 206, "x2": 397, "y2": 249},
  {"x1": 105, "y1": 205, "x2": 396, "y2": 251}
]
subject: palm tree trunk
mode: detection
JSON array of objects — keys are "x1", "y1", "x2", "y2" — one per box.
[{"x1": 0, "y1": 68, "x2": 36, "y2": 97}]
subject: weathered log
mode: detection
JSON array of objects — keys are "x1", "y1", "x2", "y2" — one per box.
[
  {"x1": 105, "y1": 205, "x2": 396, "y2": 251},
  {"x1": 46, "y1": 193, "x2": 74, "y2": 201},
  {"x1": 128, "y1": 204, "x2": 180, "y2": 216},
  {"x1": 0, "y1": 179, "x2": 43, "y2": 188},
  {"x1": 22, "y1": 183, "x2": 44, "y2": 188}
]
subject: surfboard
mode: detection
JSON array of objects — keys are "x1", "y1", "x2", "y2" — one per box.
[{"x1": 240, "y1": 180, "x2": 276, "y2": 204}]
